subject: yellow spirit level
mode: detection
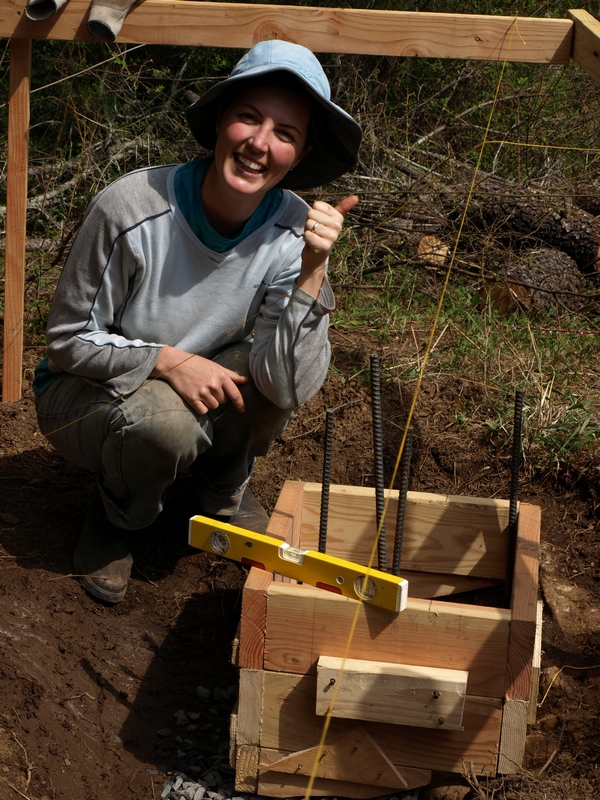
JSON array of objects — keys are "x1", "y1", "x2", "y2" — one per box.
[{"x1": 188, "y1": 515, "x2": 408, "y2": 613}]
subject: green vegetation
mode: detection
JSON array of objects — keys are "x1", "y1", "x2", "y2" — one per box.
[{"x1": 1, "y1": 1, "x2": 599, "y2": 481}]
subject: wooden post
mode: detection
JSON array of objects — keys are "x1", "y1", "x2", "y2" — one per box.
[
  {"x1": 2, "y1": 37, "x2": 31, "y2": 402},
  {"x1": 569, "y1": 9, "x2": 600, "y2": 86}
]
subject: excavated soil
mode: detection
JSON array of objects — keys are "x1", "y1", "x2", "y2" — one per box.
[{"x1": 1, "y1": 331, "x2": 599, "y2": 800}]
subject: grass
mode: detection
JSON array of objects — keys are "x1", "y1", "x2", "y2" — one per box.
[{"x1": 330, "y1": 260, "x2": 600, "y2": 479}]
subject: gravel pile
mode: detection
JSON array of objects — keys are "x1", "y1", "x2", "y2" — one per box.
[{"x1": 155, "y1": 683, "x2": 421, "y2": 800}]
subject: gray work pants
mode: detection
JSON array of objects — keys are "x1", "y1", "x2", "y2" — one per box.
[{"x1": 35, "y1": 344, "x2": 294, "y2": 530}]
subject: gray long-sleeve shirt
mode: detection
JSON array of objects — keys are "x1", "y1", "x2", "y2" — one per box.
[{"x1": 44, "y1": 164, "x2": 335, "y2": 409}]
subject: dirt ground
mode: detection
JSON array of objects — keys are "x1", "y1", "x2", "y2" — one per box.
[{"x1": 1, "y1": 330, "x2": 599, "y2": 800}]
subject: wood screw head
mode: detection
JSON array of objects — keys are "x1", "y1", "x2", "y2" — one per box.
[
  {"x1": 438, "y1": 716, "x2": 445, "y2": 725},
  {"x1": 433, "y1": 690, "x2": 440, "y2": 699}
]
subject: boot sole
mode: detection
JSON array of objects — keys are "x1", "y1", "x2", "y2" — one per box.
[{"x1": 77, "y1": 573, "x2": 128, "y2": 604}]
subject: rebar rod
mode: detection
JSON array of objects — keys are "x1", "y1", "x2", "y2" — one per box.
[
  {"x1": 509, "y1": 388, "x2": 525, "y2": 531},
  {"x1": 506, "y1": 388, "x2": 525, "y2": 594},
  {"x1": 318, "y1": 409, "x2": 334, "y2": 554},
  {"x1": 370, "y1": 354, "x2": 387, "y2": 572},
  {"x1": 392, "y1": 426, "x2": 413, "y2": 577}
]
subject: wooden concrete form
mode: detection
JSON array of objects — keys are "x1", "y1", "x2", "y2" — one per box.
[
  {"x1": 1, "y1": 4, "x2": 600, "y2": 400},
  {"x1": 230, "y1": 480, "x2": 541, "y2": 795}
]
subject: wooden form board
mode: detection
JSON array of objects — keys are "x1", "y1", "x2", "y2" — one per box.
[
  {"x1": 263, "y1": 581, "x2": 511, "y2": 699},
  {"x1": 300, "y1": 483, "x2": 512, "y2": 579},
  {"x1": 315, "y1": 655, "x2": 468, "y2": 731},
  {"x1": 259, "y1": 670, "x2": 502, "y2": 775},
  {"x1": 234, "y1": 482, "x2": 541, "y2": 786},
  {"x1": 236, "y1": 479, "x2": 300, "y2": 670}
]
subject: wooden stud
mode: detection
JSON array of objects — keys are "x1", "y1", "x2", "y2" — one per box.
[
  {"x1": 2, "y1": 37, "x2": 31, "y2": 402},
  {"x1": 0, "y1": 2, "x2": 573, "y2": 63},
  {"x1": 229, "y1": 704, "x2": 238, "y2": 769},
  {"x1": 267, "y1": 480, "x2": 304, "y2": 546},
  {"x1": 569, "y1": 9, "x2": 600, "y2": 87},
  {"x1": 234, "y1": 670, "x2": 264, "y2": 792},
  {"x1": 259, "y1": 671, "x2": 501, "y2": 775},
  {"x1": 238, "y1": 567, "x2": 272, "y2": 670},
  {"x1": 299, "y1": 484, "x2": 511, "y2": 579},
  {"x1": 237, "y1": 479, "x2": 304, "y2": 668},
  {"x1": 527, "y1": 599, "x2": 543, "y2": 726},
  {"x1": 236, "y1": 669, "x2": 263, "y2": 746},
  {"x1": 316, "y1": 655, "x2": 468, "y2": 731},
  {"x1": 504, "y1": 503, "x2": 541, "y2": 703},
  {"x1": 231, "y1": 620, "x2": 241, "y2": 667},
  {"x1": 264, "y1": 582, "x2": 510, "y2": 699},
  {"x1": 267, "y1": 479, "x2": 304, "y2": 584},
  {"x1": 235, "y1": 745, "x2": 259, "y2": 793},
  {"x1": 497, "y1": 699, "x2": 528, "y2": 774}
]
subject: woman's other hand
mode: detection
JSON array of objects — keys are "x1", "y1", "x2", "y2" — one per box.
[
  {"x1": 151, "y1": 346, "x2": 248, "y2": 415},
  {"x1": 299, "y1": 194, "x2": 359, "y2": 297}
]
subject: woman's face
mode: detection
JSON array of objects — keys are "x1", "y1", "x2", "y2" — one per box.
[{"x1": 213, "y1": 84, "x2": 311, "y2": 199}]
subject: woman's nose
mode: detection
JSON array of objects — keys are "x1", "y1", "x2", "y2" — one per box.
[{"x1": 249, "y1": 122, "x2": 271, "y2": 151}]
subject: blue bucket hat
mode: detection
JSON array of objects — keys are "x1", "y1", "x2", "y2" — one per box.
[{"x1": 185, "y1": 40, "x2": 362, "y2": 191}]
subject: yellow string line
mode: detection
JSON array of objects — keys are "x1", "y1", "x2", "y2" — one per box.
[
  {"x1": 538, "y1": 663, "x2": 600, "y2": 708},
  {"x1": 303, "y1": 24, "x2": 519, "y2": 800},
  {"x1": 484, "y1": 140, "x2": 600, "y2": 154}
]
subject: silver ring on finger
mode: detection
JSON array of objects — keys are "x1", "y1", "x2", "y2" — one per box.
[{"x1": 311, "y1": 221, "x2": 319, "y2": 233}]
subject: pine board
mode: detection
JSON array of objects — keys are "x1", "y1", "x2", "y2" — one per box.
[
  {"x1": 259, "y1": 670, "x2": 502, "y2": 775},
  {"x1": 0, "y1": 2, "x2": 573, "y2": 64},
  {"x1": 569, "y1": 9, "x2": 600, "y2": 87},
  {"x1": 2, "y1": 37, "x2": 30, "y2": 402},
  {"x1": 264, "y1": 582, "x2": 510, "y2": 699},
  {"x1": 300, "y1": 483, "x2": 511, "y2": 579},
  {"x1": 315, "y1": 656, "x2": 468, "y2": 730}
]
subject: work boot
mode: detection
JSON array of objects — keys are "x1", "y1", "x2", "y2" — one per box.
[
  {"x1": 215, "y1": 488, "x2": 269, "y2": 534},
  {"x1": 73, "y1": 499, "x2": 133, "y2": 604}
]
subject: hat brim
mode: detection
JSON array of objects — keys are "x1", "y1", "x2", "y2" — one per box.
[{"x1": 185, "y1": 66, "x2": 362, "y2": 191}]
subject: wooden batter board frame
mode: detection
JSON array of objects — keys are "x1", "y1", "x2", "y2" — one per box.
[{"x1": 1, "y1": 2, "x2": 599, "y2": 400}]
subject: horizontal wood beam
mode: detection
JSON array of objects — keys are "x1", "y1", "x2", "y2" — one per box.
[
  {"x1": 1, "y1": 1, "x2": 573, "y2": 63},
  {"x1": 316, "y1": 655, "x2": 468, "y2": 731},
  {"x1": 264, "y1": 582, "x2": 510, "y2": 699},
  {"x1": 569, "y1": 8, "x2": 600, "y2": 85}
]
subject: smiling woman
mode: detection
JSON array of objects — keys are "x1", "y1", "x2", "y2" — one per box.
[
  {"x1": 204, "y1": 84, "x2": 313, "y2": 235},
  {"x1": 32, "y1": 40, "x2": 362, "y2": 605}
]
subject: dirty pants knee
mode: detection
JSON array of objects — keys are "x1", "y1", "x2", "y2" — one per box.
[
  {"x1": 36, "y1": 374, "x2": 210, "y2": 529},
  {"x1": 35, "y1": 344, "x2": 295, "y2": 528}
]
